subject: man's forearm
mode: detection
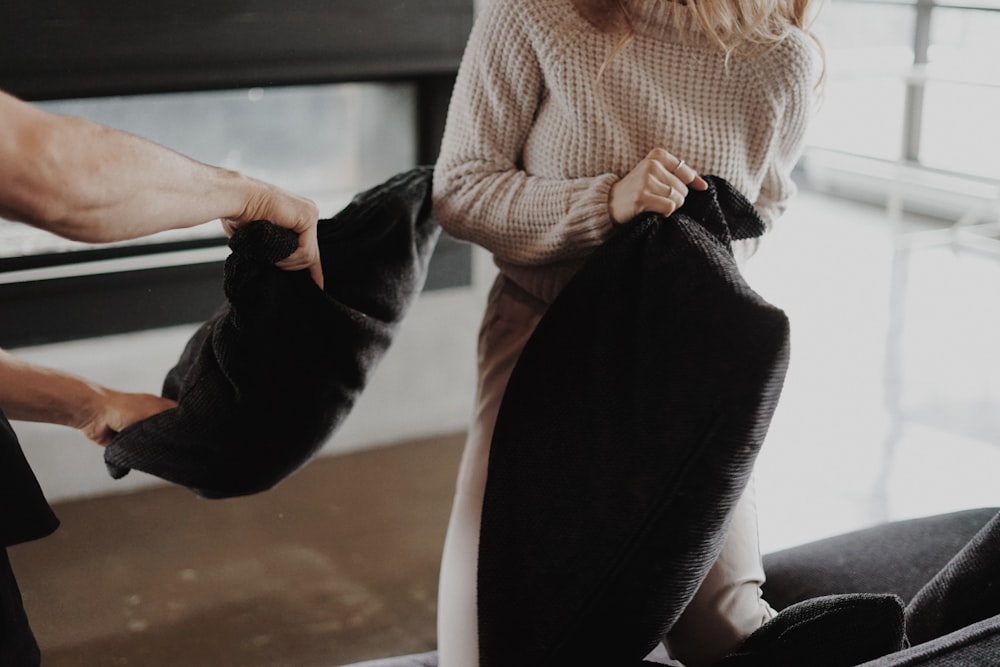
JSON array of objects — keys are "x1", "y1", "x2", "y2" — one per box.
[{"x1": 0, "y1": 90, "x2": 264, "y2": 242}]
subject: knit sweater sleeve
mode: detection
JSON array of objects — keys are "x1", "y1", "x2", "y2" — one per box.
[
  {"x1": 751, "y1": 31, "x2": 821, "y2": 228},
  {"x1": 432, "y1": 0, "x2": 618, "y2": 266}
]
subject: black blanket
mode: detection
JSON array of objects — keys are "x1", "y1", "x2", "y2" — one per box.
[
  {"x1": 477, "y1": 176, "x2": 791, "y2": 665},
  {"x1": 104, "y1": 167, "x2": 440, "y2": 498}
]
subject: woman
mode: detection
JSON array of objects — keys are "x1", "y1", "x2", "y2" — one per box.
[{"x1": 432, "y1": 1, "x2": 821, "y2": 664}]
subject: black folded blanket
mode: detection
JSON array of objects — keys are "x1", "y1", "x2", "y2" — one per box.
[
  {"x1": 104, "y1": 167, "x2": 440, "y2": 498},
  {"x1": 477, "y1": 176, "x2": 791, "y2": 666}
]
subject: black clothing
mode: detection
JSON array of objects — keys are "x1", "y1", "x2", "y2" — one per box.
[
  {"x1": 0, "y1": 408, "x2": 58, "y2": 548},
  {"x1": 1, "y1": 549, "x2": 41, "y2": 666},
  {"x1": 104, "y1": 167, "x2": 440, "y2": 498},
  {"x1": 1, "y1": 407, "x2": 57, "y2": 667}
]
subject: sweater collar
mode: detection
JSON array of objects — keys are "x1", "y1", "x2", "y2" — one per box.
[{"x1": 627, "y1": 0, "x2": 702, "y2": 42}]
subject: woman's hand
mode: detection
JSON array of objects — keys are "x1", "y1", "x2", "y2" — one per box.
[
  {"x1": 608, "y1": 148, "x2": 708, "y2": 225},
  {"x1": 77, "y1": 389, "x2": 177, "y2": 447}
]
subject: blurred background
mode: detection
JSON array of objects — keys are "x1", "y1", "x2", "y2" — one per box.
[{"x1": 1, "y1": 0, "x2": 998, "y2": 665}]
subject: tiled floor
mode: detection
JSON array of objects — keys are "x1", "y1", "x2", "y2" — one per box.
[{"x1": 8, "y1": 190, "x2": 1000, "y2": 666}]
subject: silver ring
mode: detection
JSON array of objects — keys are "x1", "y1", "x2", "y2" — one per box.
[
  {"x1": 666, "y1": 184, "x2": 674, "y2": 198},
  {"x1": 673, "y1": 159, "x2": 686, "y2": 174}
]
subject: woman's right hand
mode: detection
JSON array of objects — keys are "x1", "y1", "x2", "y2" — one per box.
[{"x1": 608, "y1": 148, "x2": 708, "y2": 225}]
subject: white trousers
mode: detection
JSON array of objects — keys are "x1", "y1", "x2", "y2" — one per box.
[{"x1": 436, "y1": 276, "x2": 775, "y2": 667}]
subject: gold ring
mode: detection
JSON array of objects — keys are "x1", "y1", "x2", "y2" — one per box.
[{"x1": 673, "y1": 159, "x2": 686, "y2": 174}]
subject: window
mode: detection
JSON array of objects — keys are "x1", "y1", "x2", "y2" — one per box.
[
  {"x1": 0, "y1": 80, "x2": 474, "y2": 348},
  {"x1": 920, "y1": 6, "x2": 1000, "y2": 178},
  {"x1": 806, "y1": 2, "x2": 916, "y2": 162},
  {"x1": 803, "y1": 0, "x2": 1000, "y2": 207}
]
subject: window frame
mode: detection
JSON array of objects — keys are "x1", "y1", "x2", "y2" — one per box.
[{"x1": 0, "y1": 1, "x2": 475, "y2": 348}]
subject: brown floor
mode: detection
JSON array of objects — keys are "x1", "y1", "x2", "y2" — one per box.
[{"x1": 9, "y1": 433, "x2": 465, "y2": 667}]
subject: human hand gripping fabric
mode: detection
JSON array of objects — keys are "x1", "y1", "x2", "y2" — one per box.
[
  {"x1": 608, "y1": 148, "x2": 709, "y2": 225},
  {"x1": 0, "y1": 348, "x2": 178, "y2": 448},
  {"x1": 76, "y1": 389, "x2": 178, "y2": 447},
  {"x1": 221, "y1": 179, "x2": 324, "y2": 289}
]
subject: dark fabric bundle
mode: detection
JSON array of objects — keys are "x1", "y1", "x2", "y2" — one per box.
[
  {"x1": 476, "y1": 177, "x2": 791, "y2": 666},
  {"x1": 715, "y1": 594, "x2": 906, "y2": 666},
  {"x1": 905, "y1": 509, "x2": 1000, "y2": 646},
  {"x1": 104, "y1": 167, "x2": 440, "y2": 498}
]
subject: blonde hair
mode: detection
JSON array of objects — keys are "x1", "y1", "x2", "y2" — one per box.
[
  {"x1": 579, "y1": 0, "x2": 821, "y2": 77},
  {"x1": 690, "y1": 0, "x2": 814, "y2": 55}
]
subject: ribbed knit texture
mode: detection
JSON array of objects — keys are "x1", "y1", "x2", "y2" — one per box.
[
  {"x1": 476, "y1": 177, "x2": 790, "y2": 665},
  {"x1": 434, "y1": 0, "x2": 819, "y2": 304},
  {"x1": 715, "y1": 594, "x2": 906, "y2": 667},
  {"x1": 905, "y1": 509, "x2": 1000, "y2": 646},
  {"x1": 104, "y1": 168, "x2": 439, "y2": 498}
]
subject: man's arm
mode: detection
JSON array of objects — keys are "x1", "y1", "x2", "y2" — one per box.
[
  {"x1": 0, "y1": 349, "x2": 175, "y2": 447},
  {"x1": 0, "y1": 89, "x2": 323, "y2": 286}
]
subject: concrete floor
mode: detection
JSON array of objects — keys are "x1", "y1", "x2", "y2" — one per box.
[
  {"x1": 7, "y1": 190, "x2": 1000, "y2": 666},
  {"x1": 9, "y1": 433, "x2": 464, "y2": 667}
]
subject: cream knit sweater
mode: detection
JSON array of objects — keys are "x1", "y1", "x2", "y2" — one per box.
[{"x1": 433, "y1": 0, "x2": 820, "y2": 304}]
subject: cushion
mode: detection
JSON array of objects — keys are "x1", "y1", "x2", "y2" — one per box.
[
  {"x1": 714, "y1": 593, "x2": 906, "y2": 667},
  {"x1": 762, "y1": 507, "x2": 1000, "y2": 612},
  {"x1": 859, "y1": 614, "x2": 1000, "y2": 666},
  {"x1": 476, "y1": 177, "x2": 791, "y2": 665},
  {"x1": 905, "y1": 509, "x2": 1000, "y2": 646},
  {"x1": 104, "y1": 167, "x2": 440, "y2": 498}
]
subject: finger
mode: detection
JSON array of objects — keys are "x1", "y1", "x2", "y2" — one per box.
[
  {"x1": 275, "y1": 248, "x2": 325, "y2": 289},
  {"x1": 646, "y1": 147, "x2": 677, "y2": 165},
  {"x1": 275, "y1": 249, "x2": 313, "y2": 271},
  {"x1": 647, "y1": 149, "x2": 708, "y2": 192},
  {"x1": 644, "y1": 159, "x2": 687, "y2": 197},
  {"x1": 305, "y1": 256, "x2": 324, "y2": 290},
  {"x1": 639, "y1": 191, "x2": 678, "y2": 217},
  {"x1": 669, "y1": 158, "x2": 708, "y2": 191}
]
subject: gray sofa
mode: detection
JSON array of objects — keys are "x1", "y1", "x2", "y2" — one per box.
[{"x1": 341, "y1": 506, "x2": 1000, "y2": 666}]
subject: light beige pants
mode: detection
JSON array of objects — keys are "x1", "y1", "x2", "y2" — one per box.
[{"x1": 436, "y1": 276, "x2": 775, "y2": 667}]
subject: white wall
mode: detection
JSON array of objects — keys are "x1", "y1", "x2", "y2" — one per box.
[{"x1": 13, "y1": 247, "x2": 496, "y2": 503}]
